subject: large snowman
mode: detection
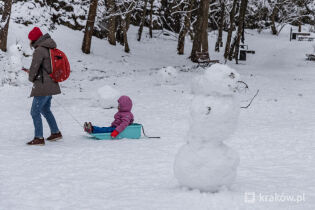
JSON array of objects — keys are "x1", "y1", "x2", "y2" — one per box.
[{"x1": 174, "y1": 64, "x2": 241, "y2": 192}]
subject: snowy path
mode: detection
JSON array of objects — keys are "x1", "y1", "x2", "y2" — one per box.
[{"x1": 1, "y1": 24, "x2": 315, "y2": 209}]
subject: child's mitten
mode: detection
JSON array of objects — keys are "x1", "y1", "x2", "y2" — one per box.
[{"x1": 111, "y1": 130, "x2": 119, "y2": 138}]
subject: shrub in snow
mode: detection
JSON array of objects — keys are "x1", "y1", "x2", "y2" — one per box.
[
  {"x1": 174, "y1": 64, "x2": 240, "y2": 192},
  {"x1": 12, "y1": 1, "x2": 54, "y2": 30},
  {"x1": 0, "y1": 44, "x2": 28, "y2": 86},
  {"x1": 156, "y1": 66, "x2": 178, "y2": 85},
  {"x1": 94, "y1": 85, "x2": 121, "y2": 109},
  {"x1": 12, "y1": 1, "x2": 107, "y2": 36}
]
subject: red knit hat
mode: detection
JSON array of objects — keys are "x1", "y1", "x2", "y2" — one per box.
[{"x1": 28, "y1": 27, "x2": 43, "y2": 41}]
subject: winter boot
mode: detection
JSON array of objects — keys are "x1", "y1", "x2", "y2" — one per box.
[
  {"x1": 84, "y1": 122, "x2": 93, "y2": 134},
  {"x1": 27, "y1": 137, "x2": 45, "y2": 146},
  {"x1": 84, "y1": 122, "x2": 88, "y2": 132},
  {"x1": 47, "y1": 132, "x2": 62, "y2": 141}
]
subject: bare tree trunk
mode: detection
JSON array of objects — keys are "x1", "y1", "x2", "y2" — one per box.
[
  {"x1": 191, "y1": 0, "x2": 210, "y2": 62},
  {"x1": 215, "y1": 0, "x2": 225, "y2": 52},
  {"x1": 270, "y1": 5, "x2": 278, "y2": 35},
  {"x1": 116, "y1": 16, "x2": 124, "y2": 45},
  {"x1": 224, "y1": 0, "x2": 238, "y2": 59},
  {"x1": 177, "y1": 0, "x2": 195, "y2": 55},
  {"x1": 149, "y1": 0, "x2": 154, "y2": 38},
  {"x1": 231, "y1": 0, "x2": 248, "y2": 63},
  {"x1": 122, "y1": 3, "x2": 134, "y2": 53},
  {"x1": 107, "y1": 0, "x2": 116, "y2": 45},
  {"x1": 191, "y1": 4, "x2": 203, "y2": 61},
  {"x1": 0, "y1": 0, "x2": 13, "y2": 52},
  {"x1": 241, "y1": 22, "x2": 245, "y2": 43},
  {"x1": 82, "y1": 0, "x2": 98, "y2": 54},
  {"x1": 122, "y1": 17, "x2": 130, "y2": 53},
  {"x1": 201, "y1": 1, "x2": 209, "y2": 53},
  {"x1": 138, "y1": 0, "x2": 149, "y2": 41},
  {"x1": 228, "y1": 36, "x2": 237, "y2": 60}
]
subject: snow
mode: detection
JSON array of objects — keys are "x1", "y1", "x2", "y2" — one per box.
[
  {"x1": 156, "y1": 66, "x2": 178, "y2": 85},
  {"x1": 0, "y1": 22, "x2": 315, "y2": 210}
]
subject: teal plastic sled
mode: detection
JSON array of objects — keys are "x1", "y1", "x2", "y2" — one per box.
[{"x1": 90, "y1": 123, "x2": 142, "y2": 140}]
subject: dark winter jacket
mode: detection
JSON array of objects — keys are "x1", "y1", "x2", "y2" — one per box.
[
  {"x1": 29, "y1": 33, "x2": 61, "y2": 97},
  {"x1": 111, "y1": 96, "x2": 134, "y2": 133}
]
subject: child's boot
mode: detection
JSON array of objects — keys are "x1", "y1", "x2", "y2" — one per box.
[
  {"x1": 84, "y1": 122, "x2": 93, "y2": 133},
  {"x1": 84, "y1": 122, "x2": 88, "y2": 132},
  {"x1": 87, "y1": 122, "x2": 93, "y2": 133}
]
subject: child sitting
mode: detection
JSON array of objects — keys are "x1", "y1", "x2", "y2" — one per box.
[{"x1": 84, "y1": 95, "x2": 134, "y2": 138}]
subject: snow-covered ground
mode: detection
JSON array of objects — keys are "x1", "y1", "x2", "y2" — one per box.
[{"x1": 0, "y1": 22, "x2": 314, "y2": 210}]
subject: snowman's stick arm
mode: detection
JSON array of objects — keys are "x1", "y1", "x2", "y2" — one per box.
[
  {"x1": 241, "y1": 89, "x2": 259, "y2": 109},
  {"x1": 237, "y1": 81, "x2": 249, "y2": 89}
]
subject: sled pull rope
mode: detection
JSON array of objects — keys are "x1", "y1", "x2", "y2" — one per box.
[
  {"x1": 53, "y1": 98, "x2": 83, "y2": 128},
  {"x1": 142, "y1": 125, "x2": 160, "y2": 139}
]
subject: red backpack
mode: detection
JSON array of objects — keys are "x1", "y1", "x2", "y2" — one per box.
[{"x1": 49, "y1": 48, "x2": 70, "y2": 82}]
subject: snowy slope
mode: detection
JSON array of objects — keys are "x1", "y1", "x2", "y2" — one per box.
[{"x1": 0, "y1": 21, "x2": 315, "y2": 210}]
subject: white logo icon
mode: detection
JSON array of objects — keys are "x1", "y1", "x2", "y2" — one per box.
[{"x1": 244, "y1": 192, "x2": 256, "y2": 203}]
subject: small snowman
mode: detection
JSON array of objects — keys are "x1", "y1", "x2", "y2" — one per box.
[
  {"x1": 94, "y1": 85, "x2": 121, "y2": 109},
  {"x1": 1, "y1": 44, "x2": 27, "y2": 86},
  {"x1": 11, "y1": 44, "x2": 29, "y2": 83},
  {"x1": 174, "y1": 64, "x2": 241, "y2": 192}
]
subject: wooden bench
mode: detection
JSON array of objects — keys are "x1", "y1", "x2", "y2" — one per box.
[
  {"x1": 292, "y1": 32, "x2": 311, "y2": 40},
  {"x1": 306, "y1": 54, "x2": 315, "y2": 61},
  {"x1": 298, "y1": 36, "x2": 315, "y2": 41},
  {"x1": 195, "y1": 52, "x2": 219, "y2": 64},
  {"x1": 239, "y1": 45, "x2": 256, "y2": 61}
]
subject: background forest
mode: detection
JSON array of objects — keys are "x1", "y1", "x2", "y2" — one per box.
[{"x1": 1, "y1": 0, "x2": 315, "y2": 62}]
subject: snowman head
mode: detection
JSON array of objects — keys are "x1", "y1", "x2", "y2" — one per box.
[
  {"x1": 191, "y1": 64, "x2": 240, "y2": 96},
  {"x1": 9, "y1": 44, "x2": 23, "y2": 57}
]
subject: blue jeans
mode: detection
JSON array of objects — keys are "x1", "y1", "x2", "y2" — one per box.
[
  {"x1": 92, "y1": 126, "x2": 115, "y2": 133},
  {"x1": 31, "y1": 96, "x2": 59, "y2": 138}
]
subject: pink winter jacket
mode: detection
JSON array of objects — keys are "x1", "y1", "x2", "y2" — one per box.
[{"x1": 111, "y1": 96, "x2": 134, "y2": 133}]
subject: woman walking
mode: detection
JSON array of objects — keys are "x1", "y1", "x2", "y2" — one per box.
[{"x1": 26, "y1": 27, "x2": 62, "y2": 145}]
